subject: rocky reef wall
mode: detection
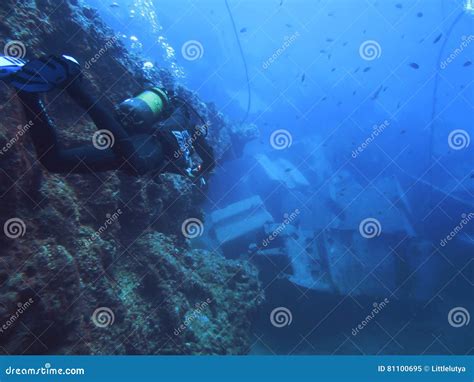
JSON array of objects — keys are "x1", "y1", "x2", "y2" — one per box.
[{"x1": 0, "y1": 0, "x2": 261, "y2": 355}]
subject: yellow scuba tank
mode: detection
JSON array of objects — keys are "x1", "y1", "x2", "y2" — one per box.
[{"x1": 116, "y1": 87, "x2": 170, "y2": 132}]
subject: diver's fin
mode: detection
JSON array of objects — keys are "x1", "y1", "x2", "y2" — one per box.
[
  {"x1": 0, "y1": 56, "x2": 26, "y2": 80},
  {"x1": 9, "y1": 55, "x2": 81, "y2": 93}
]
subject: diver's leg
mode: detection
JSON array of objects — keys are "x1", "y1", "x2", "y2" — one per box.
[{"x1": 18, "y1": 91, "x2": 121, "y2": 174}]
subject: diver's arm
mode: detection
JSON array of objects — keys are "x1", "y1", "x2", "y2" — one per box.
[
  {"x1": 160, "y1": 106, "x2": 216, "y2": 176},
  {"x1": 193, "y1": 134, "x2": 216, "y2": 176},
  {"x1": 65, "y1": 79, "x2": 148, "y2": 175}
]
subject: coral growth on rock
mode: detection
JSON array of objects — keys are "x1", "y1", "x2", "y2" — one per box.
[{"x1": 0, "y1": 0, "x2": 261, "y2": 354}]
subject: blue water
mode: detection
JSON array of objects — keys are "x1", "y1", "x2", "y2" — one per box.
[{"x1": 86, "y1": 0, "x2": 473, "y2": 355}]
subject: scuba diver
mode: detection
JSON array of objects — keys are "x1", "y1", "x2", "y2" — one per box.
[{"x1": 0, "y1": 54, "x2": 215, "y2": 185}]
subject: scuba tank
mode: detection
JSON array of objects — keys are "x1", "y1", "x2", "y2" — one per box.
[{"x1": 115, "y1": 87, "x2": 171, "y2": 133}]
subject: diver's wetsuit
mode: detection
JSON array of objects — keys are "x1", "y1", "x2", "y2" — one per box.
[{"x1": 18, "y1": 80, "x2": 215, "y2": 177}]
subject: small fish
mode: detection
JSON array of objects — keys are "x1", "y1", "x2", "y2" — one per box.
[
  {"x1": 383, "y1": 86, "x2": 388, "y2": 92},
  {"x1": 328, "y1": 12, "x2": 334, "y2": 16},
  {"x1": 326, "y1": 38, "x2": 334, "y2": 42},
  {"x1": 320, "y1": 49, "x2": 327, "y2": 53},
  {"x1": 409, "y1": 62, "x2": 419, "y2": 69},
  {"x1": 285, "y1": 23, "x2": 293, "y2": 28},
  {"x1": 371, "y1": 85, "x2": 383, "y2": 100},
  {"x1": 285, "y1": 168, "x2": 292, "y2": 172},
  {"x1": 433, "y1": 33, "x2": 443, "y2": 44},
  {"x1": 331, "y1": 68, "x2": 336, "y2": 72},
  {"x1": 354, "y1": 67, "x2": 360, "y2": 73},
  {"x1": 240, "y1": 27, "x2": 247, "y2": 33},
  {"x1": 321, "y1": 97, "x2": 327, "y2": 101},
  {"x1": 342, "y1": 41, "x2": 348, "y2": 46},
  {"x1": 301, "y1": 73, "x2": 306, "y2": 82},
  {"x1": 395, "y1": 3, "x2": 403, "y2": 9},
  {"x1": 464, "y1": 61, "x2": 472, "y2": 67},
  {"x1": 417, "y1": 12, "x2": 423, "y2": 17},
  {"x1": 400, "y1": 130, "x2": 406, "y2": 134},
  {"x1": 352, "y1": 90, "x2": 357, "y2": 95},
  {"x1": 363, "y1": 67, "x2": 371, "y2": 72}
]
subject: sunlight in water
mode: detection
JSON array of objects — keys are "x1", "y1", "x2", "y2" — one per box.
[
  {"x1": 133, "y1": 0, "x2": 184, "y2": 77},
  {"x1": 465, "y1": 0, "x2": 474, "y2": 13}
]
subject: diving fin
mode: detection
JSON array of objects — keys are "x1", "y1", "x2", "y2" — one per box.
[
  {"x1": 9, "y1": 55, "x2": 81, "y2": 93},
  {"x1": 0, "y1": 56, "x2": 26, "y2": 81}
]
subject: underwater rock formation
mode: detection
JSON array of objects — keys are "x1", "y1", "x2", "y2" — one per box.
[{"x1": 0, "y1": 0, "x2": 261, "y2": 355}]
